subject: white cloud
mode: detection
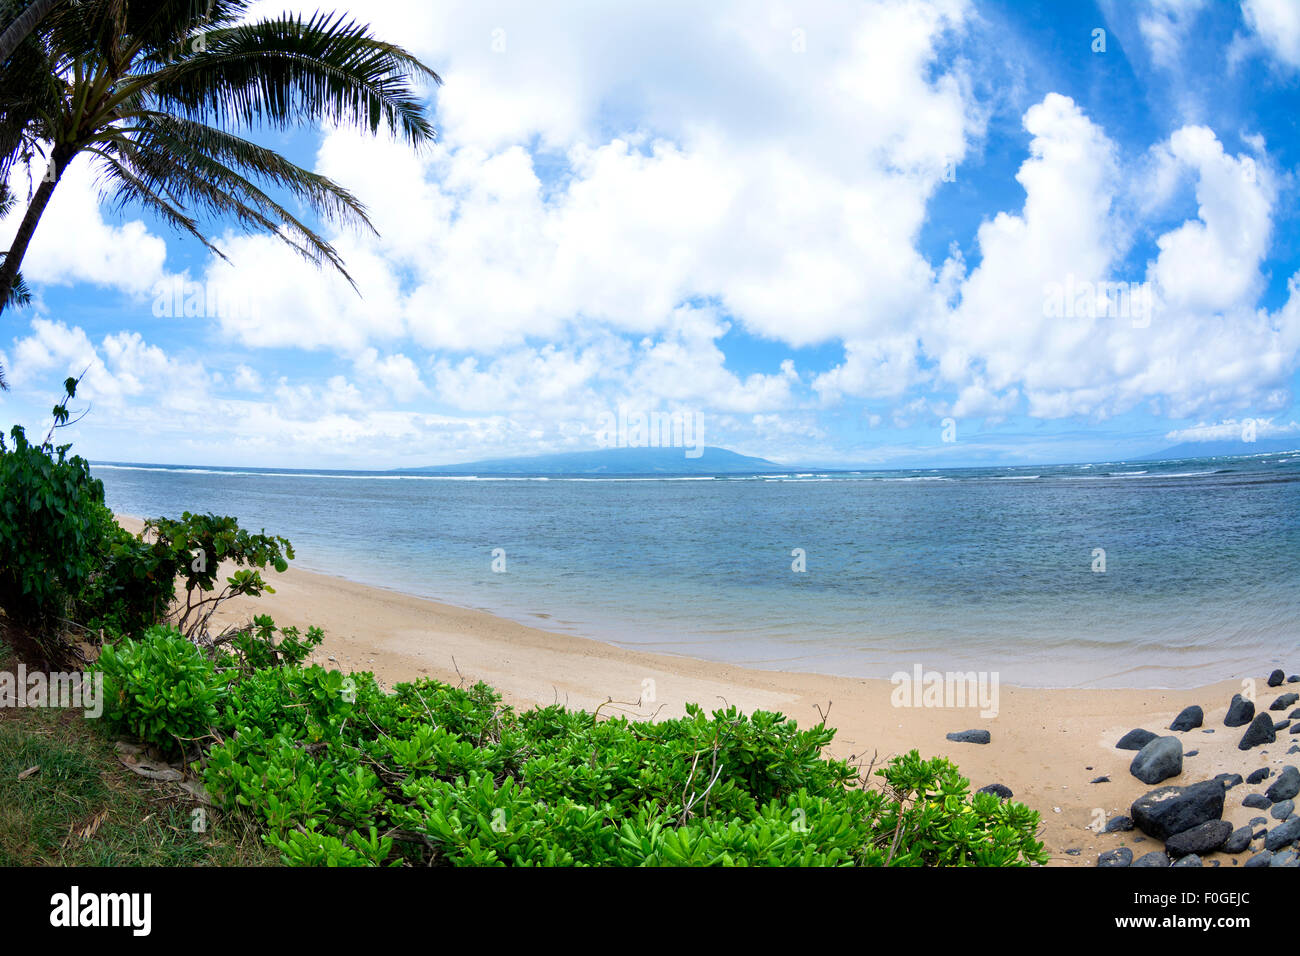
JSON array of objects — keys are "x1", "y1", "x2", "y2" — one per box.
[
  {"x1": 232, "y1": 364, "x2": 262, "y2": 392},
  {"x1": 1241, "y1": 0, "x2": 1300, "y2": 70},
  {"x1": 908, "y1": 94, "x2": 1300, "y2": 425},
  {"x1": 212, "y1": 0, "x2": 978, "y2": 357},
  {"x1": 0, "y1": 156, "x2": 169, "y2": 295},
  {"x1": 4, "y1": 319, "x2": 207, "y2": 410},
  {"x1": 352, "y1": 349, "x2": 427, "y2": 402},
  {"x1": 1138, "y1": 0, "x2": 1209, "y2": 69}
]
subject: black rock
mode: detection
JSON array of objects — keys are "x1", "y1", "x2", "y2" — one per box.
[
  {"x1": 1255, "y1": 828, "x2": 1268, "y2": 840},
  {"x1": 1104, "y1": 815, "x2": 1134, "y2": 833},
  {"x1": 1239, "y1": 712, "x2": 1277, "y2": 750},
  {"x1": 1203, "y1": 729, "x2": 1215, "y2": 734},
  {"x1": 1130, "y1": 780, "x2": 1226, "y2": 841},
  {"x1": 1214, "y1": 773, "x2": 1243, "y2": 790},
  {"x1": 1064, "y1": 848, "x2": 1081, "y2": 855},
  {"x1": 1097, "y1": 847, "x2": 1133, "y2": 867},
  {"x1": 1243, "y1": 793, "x2": 1272, "y2": 810},
  {"x1": 1275, "y1": 720, "x2": 1292, "y2": 732},
  {"x1": 1264, "y1": 816, "x2": 1300, "y2": 851},
  {"x1": 1269, "y1": 669, "x2": 1286, "y2": 687},
  {"x1": 1130, "y1": 736, "x2": 1183, "y2": 784},
  {"x1": 1171, "y1": 854, "x2": 1203, "y2": 867},
  {"x1": 976, "y1": 783, "x2": 1012, "y2": 799},
  {"x1": 1091, "y1": 775, "x2": 1110, "y2": 783},
  {"x1": 1247, "y1": 768, "x2": 1271, "y2": 785},
  {"x1": 1185, "y1": 750, "x2": 1199, "y2": 757},
  {"x1": 1250, "y1": 816, "x2": 1268, "y2": 826},
  {"x1": 1291, "y1": 675, "x2": 1300, "y2": 683},
  {"x1": 1245, "y1": 850, "x2": 1273, "y2": 867},
  {"x1": 1271, "y1": 850, "x2": 1300, "y2": 867},
  {"x1": 1266, "y1": 765, "x2": 1300, "y2": 802},
  {"x1": 1271, "y1": 798, "x2": 1294, "y2": 821},
  {"x1": 1116, "y1": 728, "x2": 1158, "y2": 751},
  {"x1": 1225, "y1": 694, "x2": 1256, "y2": 728},
  {"x1": 1164, "y1": 820, "x2": 1233, "y2": 857},
  {"x1": 1170, "y1": 705, "x2": 1203, "y2": 732},
  {"x1": 946, "y1": 729, "x2": 990, "y2": 744},
  {"x1": 1132, "y1": 851, "x2": 1170, "y2": 867},
  {"x1": 1222, "y1": 826, "x2": 1253, "y2": 854},
  {"x1": 1289, "y1": 708, "x2": 1300, "y2": 720},
  {"x1": 1272, "y1": 693, "x2": 1300, "y2": 712}
]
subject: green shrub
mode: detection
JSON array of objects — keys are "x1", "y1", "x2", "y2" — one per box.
[
  {"x1": 0, "y1": 381, "x2": 106, "y2": 649},
  {"x1": 97, "y1": 625, "x2": 230, "y2": 753},
  {"x1": 219, "y1": 614, "x2": 324, "y2": 673},
  {"x1": 75, "y1": 507, "x2": 176, "y2": 637},
  {"x1": 198, "y1": 672, "x2": 1048, "y2": 868},
  {"x1": 142, "y1": 512, "x2": 292, "y2": 640},
  {"x1": 76, "y1": 509, "x2": 299, "y2": 643}
]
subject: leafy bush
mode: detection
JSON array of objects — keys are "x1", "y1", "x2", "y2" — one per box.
[
  {"x1": 0, "y1": 380, "x2": 106, "y2": 651},
  {"x1": 218, "y1": 613, "x2": 324, "y2": 674},
  {"x1": 79, "y1": 510, "x2": 299, "y2": 643},
  {"x1": 194, "y1": 670, "x2": 1048, "y2": 868},
  {"x1": 97, "y1": 625, "x2": 230, "y2": 754},
  {"x1": 141, "y1": 512, "x2": 293, "y2": 640},
  {"x1": 75, "y1": 507, "x2": 176, "y2": 637}
]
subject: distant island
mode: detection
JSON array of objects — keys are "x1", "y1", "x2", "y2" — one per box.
[
  {"x1": 394, "y1": 438, "x2": 1300, "y2": 477},
  {"x1": 400, "y1": 446, "x2": 783, "y2": 475}
]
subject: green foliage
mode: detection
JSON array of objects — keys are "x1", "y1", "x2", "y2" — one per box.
[
  {"x1": 75, "y1": 506, "x2": 176, "y2": 637},
  {"x1": 193, "y1": 669, "x2": 1048, "y2": 868},
  {"x1": 97, "y1": 625, "x2": 230, "y2": 754},
  {"x1": 0, "y1": 378, "x2": 103, "y2": 644},
  {"x1": 219, "y1": 613, "x2": 323, "y2": 673},
  {"x1": 142, "y1": 512, "x2": 293, "y2": 639}
]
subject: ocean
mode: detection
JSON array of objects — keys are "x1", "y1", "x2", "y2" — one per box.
[{"x1": 92, "y1": 451, "x2": 1300, "y2": 689}]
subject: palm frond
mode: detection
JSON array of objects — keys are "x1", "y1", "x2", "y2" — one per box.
[
  {"x1": 92, "y1": 124, "x2": 357, "y2": 282},
  {"x1": 144, "y1": 11, "x2": 440, "y2": 145}
]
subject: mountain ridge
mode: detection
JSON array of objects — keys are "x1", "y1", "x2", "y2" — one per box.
[{"x1": 398, "y1": 445, "x2": 783, "y2": 475}]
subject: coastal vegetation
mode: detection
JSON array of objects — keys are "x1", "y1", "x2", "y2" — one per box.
[{"x1": 0, "y1": 388, "x2": 1049, "y2": 866}]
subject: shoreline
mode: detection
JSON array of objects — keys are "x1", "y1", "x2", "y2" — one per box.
[{"x1": 116, "y1": 516, "x2": 1291, "y2": 867}]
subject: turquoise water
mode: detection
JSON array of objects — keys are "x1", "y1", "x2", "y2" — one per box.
[{"x1": 92, "y1": 452, "x2": 1300, "y2": 689}]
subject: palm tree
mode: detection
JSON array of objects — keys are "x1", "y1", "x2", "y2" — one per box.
[
  {"x1": 0, "y1": 0, "x2": 62, "y2": 66},
  {"x1": 0, "y1": 0, "x2": 440, "y2": 386}
]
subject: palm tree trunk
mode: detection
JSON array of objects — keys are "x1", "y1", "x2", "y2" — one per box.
[
  {"x1": 0, "y1": 148, "x2": 66, "y2": 315},
  {"x1": 0, "y1": 0, "x2": 61, "y2": 65}
]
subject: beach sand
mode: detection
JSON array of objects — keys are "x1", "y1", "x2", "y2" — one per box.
[{"x1": 116, "y1": 516, "x2": 1290, "y2": 867}]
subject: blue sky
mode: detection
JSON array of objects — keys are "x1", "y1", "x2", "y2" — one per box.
[{"x1": 2, "y1": 0, "x2": 1299, "y2": 469}]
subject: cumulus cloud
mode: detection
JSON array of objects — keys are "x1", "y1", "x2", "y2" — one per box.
[
  {"x1": 213, "y1": 0, "x2": 977, "y2": 358},
  {"x1": 0, "y1": 156, "x2": 168, "y2": 295},
  {"x1": 1240, "y1": 0, "x2": 1300, "y2": 70}
]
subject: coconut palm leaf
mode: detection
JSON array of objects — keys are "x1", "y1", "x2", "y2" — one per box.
[{"x1": 0, "y1": 0, "x2": 440, "y2": 317}]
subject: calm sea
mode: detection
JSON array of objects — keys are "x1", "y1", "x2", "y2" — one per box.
[{"x1": 92, "y1": 452, "x2": 1300, "y2": 689}]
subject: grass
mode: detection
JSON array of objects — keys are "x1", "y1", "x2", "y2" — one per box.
[{"x1": 0, "y1": 633, "x2": 275, "y2": 866}]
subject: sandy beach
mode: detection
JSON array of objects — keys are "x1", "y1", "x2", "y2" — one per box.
[{"x1": 116, "y1": 516, "x2": 1290, "y2": 867}]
